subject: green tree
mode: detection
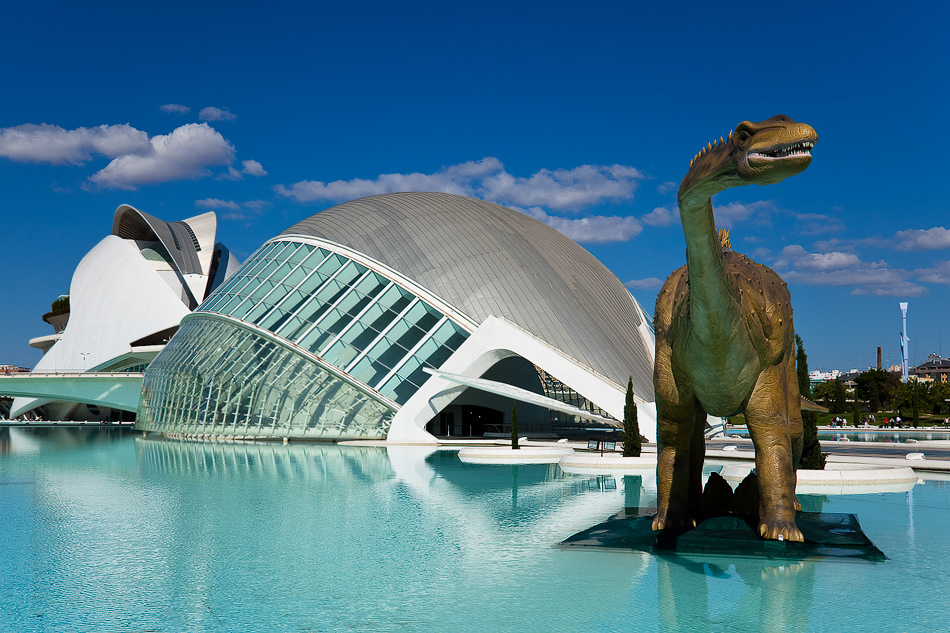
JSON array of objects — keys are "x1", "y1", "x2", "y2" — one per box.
[
  {"x1": 855, "y1": 369, "x2": 901, "y2": 413},
  {"x1": 799, "y1": 410, "x2": 826, "y2": 470},
  {"x1": 933, "y1": 382, "x2": 950, "y2": 415},
  {"x1": 895, "y1": 380, "x2": 927, "y2": 423},
  {"x1": 511, "y1": 401, "x2": 520, "y2": 450},
  {"x1": 811, "y1": 380, "x2": 836, "y2": 409},
  {"x1": 795, "y1": 334, "x2": 810, "y2": 398},
  {"x1": 622, "y1": 377, "x2": 641, "y2": 457},
  {"x1": 831, "y1": 379, "x2": 848, "y2": 414}
]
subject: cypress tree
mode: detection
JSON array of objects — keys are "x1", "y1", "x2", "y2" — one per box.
[
  {"x1": 511, "y1": 401, "x2": 520, "y2": 450},
  {"x1": 799, "y1": 411, "x2": 826, "y2": 470},
  {"x1": 796, "y1": 334, "x2": 825, "y2": 469},
  {"x1": 622, "y1": 377, "x2": 641, "y2": 457},
  {"x1": 795, "y1": 334, "x2": 810, "y2": 398},
  {"x1": 832, "y1": 379, "x2": 847, "y2": 414}
]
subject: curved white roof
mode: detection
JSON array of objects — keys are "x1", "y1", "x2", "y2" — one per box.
[{"x1": 281, "y1": 192, "x2": 654, "y2": 396}]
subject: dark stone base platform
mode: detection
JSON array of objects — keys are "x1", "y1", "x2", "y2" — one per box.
[{"x1": 559, "y1": 511, "x2": 886, "y2": 562}]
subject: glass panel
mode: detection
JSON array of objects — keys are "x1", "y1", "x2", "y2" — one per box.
[
  {"x1": 276, "y1": 315, "x2": 308, "y2": 342},
  {"x1": 258, "y1": 307, "x2": 288, "y2": 331},
  {"x1": 317, "y1": 253, "x2": 347, "y2": 276},
  {"x1": 366, "y1": 335, "x2": 410, "y2": 370},
  {"x1": 379, "y1": 361, "x2": 424, "y2": 405},
  {"x1": 245, "y1": 302, "x2": 272, "y2": 324},
  {"x1": 414, "y1": 337, "x2": 451, "y2": 369},
  {"x1": 321, "y1": 339, "x2": 360, "y2": 368},
  {"x1": 270, "y1": 242, "x2": 294, "y2": 261},
  {"x1": 430, "y1": 320, "x2": 469, "y2": 351},
  {"x1": 270, "y1": 260, "x2": 297, "y2": 284},
  {"x1": 350, "y1": 356, "x2": 391, "y2": 387},
  {"x1": 137, "y1": 316, "x2": 395, "y2": 439},
  {"x1": 282, "y1": 265, "x2": 308, "y2": 288},
  {"x1": 339, "y1": 317, "x2": 383, "y2": 353},
  {"x1": 287, "y1": 243, "x2": 313, "y2": 264}
]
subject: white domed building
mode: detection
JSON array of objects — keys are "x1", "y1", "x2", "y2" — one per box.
[
  {"x1": 136, "y1": 192, "x2": 657, "y2": 443},
  {"x1": 9, "y1": 206, "x2": 240, "y2": 421}
]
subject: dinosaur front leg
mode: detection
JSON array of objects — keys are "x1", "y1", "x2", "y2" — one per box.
[{"x1": 745, "y1": 361, "x2": 803, "y2": 542}]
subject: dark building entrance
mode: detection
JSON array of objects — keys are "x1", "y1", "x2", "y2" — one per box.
[
  {"x1": 460, "y1": 404, "x2": 501, "y2": 436},
  {"x1": 425, "y1": 405, "x2": 503, "y2": 437}
]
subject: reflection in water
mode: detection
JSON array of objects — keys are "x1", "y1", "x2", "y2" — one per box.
[
  {"x1": 657, "y1": 554, "x2": 816, "y2": 633},
  {"x1": 129, "y1": 437, "x2": 650, "y2": 631},
  {"x1": 4, "y1": 430, "x2": 948, "y2": 632}
]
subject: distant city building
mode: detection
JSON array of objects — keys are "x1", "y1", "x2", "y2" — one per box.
[
  {"x1": 4, "y1": 206, "x2": 239, "y2": 421},
  {"x1": 912, "y1": 354, "x2": 950, "y2": 383},
  {"x1": 136, "y1": 193, "x2": 658, "y2": 442}
]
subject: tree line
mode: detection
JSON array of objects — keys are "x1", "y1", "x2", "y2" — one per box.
[{"x1": 808, "y1": 366, "x2": 950, "y2": 421}]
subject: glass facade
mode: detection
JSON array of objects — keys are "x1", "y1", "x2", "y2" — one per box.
[{"x1": 138, "y1": 238, "x2": 470, "y2": 438}]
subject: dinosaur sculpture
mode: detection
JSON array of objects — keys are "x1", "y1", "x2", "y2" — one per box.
[{"x1": 652, "y1": 115, "x2": 817, "y2": 542}]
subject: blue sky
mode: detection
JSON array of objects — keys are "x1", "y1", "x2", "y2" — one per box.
[{"x1": 2, "y1": 0, "x2": 947, "y2": 372}]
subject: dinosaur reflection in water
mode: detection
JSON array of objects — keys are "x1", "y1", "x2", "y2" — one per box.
[{"x1": 657, "y1": 553, "x2": 817, "y2": 632}]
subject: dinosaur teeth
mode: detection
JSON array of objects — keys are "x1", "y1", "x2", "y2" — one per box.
[{"x1": 751, "y1": 141, "x2": 815, "y2": 159}]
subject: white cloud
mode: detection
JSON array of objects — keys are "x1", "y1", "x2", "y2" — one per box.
[
  {"x1": 915, "y1": 260, "x2": 950, "y2": 284},
  {"x1": 625, "y1": 277, "x2": 663, "y2": 290},
  {"x1": 160, "y1": 104, "x2": 190, "y2": 114},
  {"x1": 773, "y1": 244, "x2": 926, "y2": 296},
  {"x1": 712, "y1": 200, "x2": 776, "y2": 229},
  {"x1": 519, "y1": 206, "x2": 643, "y2": 244},
  {"x1": 89, "y1": 123, "x2": 235, "y2": 190},
  {"x1": 480, "y1": 164, "x2": 643, "y2": 211},
  {"x1": 895, "y1": 227, "x2": 950, "y2": 251},
  {"x1": 0, "y1": 123, "x2": 150, "y2": 165},
  {"x1": 657, "y1": 181, "x2": 677, "y2": 195},
  {"x1": 195, "y1": 198, "x2": 239, "y2": 210},
  {"x1": 812, "y1": 236, "x2": 883, "y2": 252},
  {"x1": 773, "y1": 245, "x2": 866, "y2": 273},
  {"x1": 641, "y1": 206, "x2": 678, "y2": 227},
  {"x1": 275, "y1": 158, "x2": 492, "y2": 202},
  {"x1": 199, "y1": 107, "x2": 237, "y2": 122},
  {"x1": 796, "y1": 213, "x2": 844, "y2": 235},
  {"x1": 275, "y1": 157, "x2": 643, "y2": 212},
  {"x1": 244, "y1": 200, "x2": 272, "y2": 210},
  {"x1": 241, "y1": 159, "x2": 267, "y2": 177}
]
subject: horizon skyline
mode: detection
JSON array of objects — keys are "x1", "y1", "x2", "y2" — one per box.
[{"x1": 1, "y1": 1, "x2": 947, "y2": 373}]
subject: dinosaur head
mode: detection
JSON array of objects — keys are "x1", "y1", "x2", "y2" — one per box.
[
  {"x1": 680, "y1": 115, "x2": 817, "y2": 200},
  {"x1": 732, "y1": 115, "x2": 817, "y2": 184}
]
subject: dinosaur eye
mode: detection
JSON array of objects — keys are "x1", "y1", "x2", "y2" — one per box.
[{"x1": 733, "y1": 122, "x2": 754, "y2": 145}]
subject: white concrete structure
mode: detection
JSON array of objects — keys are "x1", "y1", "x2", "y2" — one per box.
[
  {"x1": 7, "y1": 206, "x2": 239, "y2": 420},
  {"x1": 137, "y1": 193, "x2": 657, "y2": 443}
]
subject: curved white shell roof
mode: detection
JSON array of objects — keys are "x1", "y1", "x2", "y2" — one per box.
[{"x1": 281, "y1": 192, "x2": 654, "y2": 395}]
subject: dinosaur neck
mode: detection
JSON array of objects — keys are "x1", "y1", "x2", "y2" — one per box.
[{"x1": 678, "y1": 165, "x2": 746, "y2": 341}]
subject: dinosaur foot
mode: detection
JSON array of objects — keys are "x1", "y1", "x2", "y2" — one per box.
[
  {"x1": 794, "y1": 497, "x2": 802, "y2": 512},
  {"x1": 758, "y1": 516, "x2": 804, "y2": 542},
  {"x1": 652, "y1": 509, "x2": 697, "y2": 532}
]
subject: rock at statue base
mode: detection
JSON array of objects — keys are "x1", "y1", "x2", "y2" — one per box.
[
  {"x1": 729, "y1": 471, "x2": 760, "y2": 515},
  {"x1": 698, "y1": 471, "x2": 734, "y2": 517}
]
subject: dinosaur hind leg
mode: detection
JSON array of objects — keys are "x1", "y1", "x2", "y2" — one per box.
[
  {"x1": 652, "y1": 352, "x2": 702, "y2": 531},
  {"x1": 745, "y1": 361, "x2": 803, "y2": 542},
  {"x1": 653, "y1": 397, "x2": 701, "y2": 531}
]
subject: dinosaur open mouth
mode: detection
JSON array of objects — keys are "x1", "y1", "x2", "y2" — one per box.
[{"x1": 750, "y1": 141, "x2": 815, "y2": 160}]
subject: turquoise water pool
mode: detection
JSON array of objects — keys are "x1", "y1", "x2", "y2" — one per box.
[
  {"x1": 726, "y1": 428, "x2": 950, "y2": 443},
  {"x1": 2, "y1": 428, "x2": 949, "y2": 632}
]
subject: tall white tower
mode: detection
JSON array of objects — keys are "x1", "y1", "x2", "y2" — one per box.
[{"x1": 899, "y1": 302, "x2": 909, "y2": 383}]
